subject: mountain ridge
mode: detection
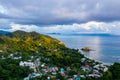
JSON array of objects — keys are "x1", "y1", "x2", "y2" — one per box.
[
  {"x1": 0, "y1": 30, "x2": 65, "y2": 54},
  {"x1": 0, "y1": 30, "x2": 11, "y2": 35}
]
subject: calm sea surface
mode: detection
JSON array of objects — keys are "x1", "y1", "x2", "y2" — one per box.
[{"x1": 49, "y1": 34, "x2": 120, "y2": 64}]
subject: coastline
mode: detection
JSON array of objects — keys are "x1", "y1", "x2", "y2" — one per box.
[
  {"x1": 79, "y1": 49, "x2": 112, "y2": 66},
  {"x1": 49, "y1": 34, "x2": 120, "y2": 64}
]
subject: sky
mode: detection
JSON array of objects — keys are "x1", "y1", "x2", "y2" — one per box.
[{"x1": 0, "y1": 0, "x2": 120, "y2": 35}]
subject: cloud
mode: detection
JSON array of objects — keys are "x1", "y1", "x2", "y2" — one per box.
[
  {"x1": 0, "y1": 5, "x2": 7, "y2": 14},
  {"x1": 9, "y1": 23, "x2": 40, "y2": 32},
  {"x1": 5, "y1": 21, "x2": 120, "y2": 35},
  {"x1": 0, "y1": 19, "x2": 11, "y2": 29},
  {"x1": 0, "y1": 0, "x2": 120, "y2": 35},
  {"x1": 0, "y1": 0, "x2": 119, "y2": 24}
]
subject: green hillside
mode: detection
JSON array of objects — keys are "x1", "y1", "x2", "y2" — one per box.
[
  {"x1": 0, "y1": 30, "x2": 119, "y2": 80},
  {"x1": 0, "y1": 31, "x2": 84, "y2": 80},
  {"x1": 0, "y1": 30, "x2": 65, "y2": 58}
]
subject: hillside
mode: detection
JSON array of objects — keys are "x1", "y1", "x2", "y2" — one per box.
[
  {"x1": 0, "y1": 31, "x2": 84, "y2": 80},
  {"x1": 0, "y1": 30, "x2": 65, "y2": 57},
  {"x1": 0, "y1": 30, "x2": 119, "y2": 80}
]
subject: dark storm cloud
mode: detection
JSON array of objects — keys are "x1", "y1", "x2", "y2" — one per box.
[{"x1": 0, "y1": 0, "x2": 120, "y2": 25}]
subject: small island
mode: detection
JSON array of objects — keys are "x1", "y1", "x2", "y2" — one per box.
[{"x1": 81, "y1": 47, "x2": 93, "y2": 52}]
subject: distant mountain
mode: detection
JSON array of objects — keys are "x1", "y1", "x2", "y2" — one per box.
[
  {"x1": 47, "y1": 32, "x2": 61, "y2": 35},
  {"x1": 57, "y1": 33, "x2": 115, "y2": 37},
  {"x1": 47, "y1": 32, "x2": 116, "y2": 37},
  {"x1": 0, "y1": 30, "x2": 11, "y2": 35},
  {"x1": 71, "y1": 33, "x2": 113, "y2": 36}
]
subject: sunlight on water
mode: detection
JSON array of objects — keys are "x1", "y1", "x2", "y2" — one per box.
[{"x1": 49, "y1": 34, "x2": 120, "y2": 64}]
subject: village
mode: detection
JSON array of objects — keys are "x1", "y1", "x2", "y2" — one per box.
[
  {"x1": 18, "y1": 56, "x2": 108, "y2": 80},
  {"x1": 0, "y1": 51, "x2": 109, "y2": 80}
]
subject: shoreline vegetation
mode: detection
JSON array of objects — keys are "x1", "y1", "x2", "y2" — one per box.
[{"x1": 0, "y1": 30, "x2": 120, "y2": 80}]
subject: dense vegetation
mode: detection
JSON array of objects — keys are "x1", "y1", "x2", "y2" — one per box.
[
  {"x1": 0, "y1": 59, "x2": 32, "y2": 80},
  {"x1": 0, "y1": 30, "x2": 120, "y2": 80},
  {"x1": 0, "y1": 30, "x2": 83, "y2": 79},
  {"x1": 109, "y1": 63, "x2": 120, "y2": 80}
]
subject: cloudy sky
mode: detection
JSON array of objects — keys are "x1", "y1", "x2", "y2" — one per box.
[{"x1": 0, "y1": 0, "x2": 120, "y2": 34}]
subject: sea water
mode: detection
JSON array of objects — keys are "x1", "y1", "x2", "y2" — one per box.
[{"x1": 49, "y1": 34, "x2": 120, "y2": 64}]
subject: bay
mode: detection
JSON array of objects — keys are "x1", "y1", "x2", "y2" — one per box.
[{"x1": 49, "y1": 34, "x2": 120, "y2": 64}]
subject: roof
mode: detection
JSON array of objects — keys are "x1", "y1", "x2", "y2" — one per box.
[{"x1": 75, "y1": 77, "x2": 81, "y2": 80}]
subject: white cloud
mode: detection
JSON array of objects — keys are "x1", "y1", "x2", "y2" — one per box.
[
  {"x1": 0, "y1": 0, "x2": 120, "y2": 24},
  {"x1": 0, "y1": 5, "x2": 7, "y2": 14},
  {"x1": 9, "y1": 23, "x2": 40, "y2": 32},
  {"x1": 6, "y1": 21, "x2": 120, "y2": 35}
]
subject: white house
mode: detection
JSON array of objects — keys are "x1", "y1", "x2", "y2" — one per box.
[
  {"x1": 19, "y1": 61, "x2": 24, "y2": 66},
  {"x1": 19, "y1": 61, "x2": 35, "y2": 69}
]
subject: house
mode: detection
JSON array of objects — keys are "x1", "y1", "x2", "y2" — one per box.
[
  {"x1": 19, "y1": 61, "x2": 35, "y2": 69},
  {"x1": 41, "y1": 63, "x2": 46, "y2": 67},
  {"x1": 54, "y1": 66, "x2": 58, "y2": 71},
  {"x1": 68, "y1": 78, "x2": 74, "y2": 80},
  {"x1": 93, "y1": 64, "x2": 100, "y2": 69},
  {"x1": 103, "y1": 67, "x2": 108, "y2": 72},
  {"x1": 81, "y1": 58, "x2": 86, "y2": 62},
  {"x1": 13, "y1": 56, "x2": 22, "y2": 59},
  {"x1": 88, "y1": 73, "x2": 101, "y2": 78},
  {"x1": 81, "y1": 65, "x2": 90, "y2": 71},
  {"x1": 19, "y1": 61, "x2": 24, "y2": 66},
  {"x1": 80, "y1": 75, "x2": 85, "y2": 78},
  {"x1": 93, "y1": 69, "x2": 99, "y2": 73},
  {"x1": 60, "y1": 68, "x2": 65, "y2": 73},
  {"x1": 73, "y1": 75, "x2": 78, "y2": 78},
  {"x1": 93, "y1": 64, "x2": 108, "y2": 72},
  {"x1": 9, "y1": 54, "x2": 14, "y2": 58},
  {"x1": 47, "y1": 76, "x2": 50, "y2": 80},
  {"x1": 24, "y1": 77, "x2": 29, "y2": 80},
  {"x1": 75, "y1": 76, "x2": 81, "y2": 80},
  {"x1": 28, "y1": 73, "x2": 41, "y2": 79},
  {"x1": 52, "y1": 71, "x2": 57, "y2": 75}
]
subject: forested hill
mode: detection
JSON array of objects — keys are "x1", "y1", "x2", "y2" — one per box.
[
  {"x1": 0, "y1": 30, "x2": 84, "y2": 80},
  {"x1": 0, "y1": 30, "x2": 65, "y2": 54}
]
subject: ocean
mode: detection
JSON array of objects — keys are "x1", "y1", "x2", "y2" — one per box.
[{"x1": 49, "y1": 34, "x2": 120, "y2": 64}]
